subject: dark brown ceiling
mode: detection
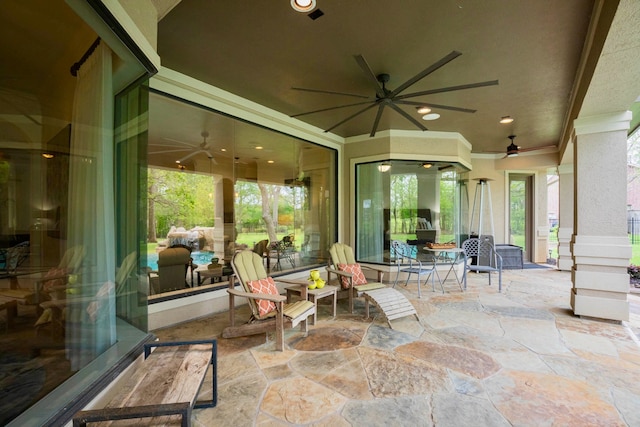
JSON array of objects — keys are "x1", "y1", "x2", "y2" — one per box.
[{"x1": 157, "y1": 0, "x2": 597, "y2": 154}]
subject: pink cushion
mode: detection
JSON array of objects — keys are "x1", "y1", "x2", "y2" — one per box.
[
  {"x1": 337, "y1": 263, "x2": 368, "y2": 290},
  {"x1": 247, "y1": 277, "x2": 279, "y2": 316},
  {"x1": 42, "y1": 267, "x2": 69, "y2": 292}
]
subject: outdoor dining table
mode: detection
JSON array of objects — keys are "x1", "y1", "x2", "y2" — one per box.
[{"x1": 423, "y1": 247, "x2": 466, "y2": 291}]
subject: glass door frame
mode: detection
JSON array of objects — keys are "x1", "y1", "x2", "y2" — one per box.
[{"x1": 508, "y1": 173, "x2": 534, "y2": 262}]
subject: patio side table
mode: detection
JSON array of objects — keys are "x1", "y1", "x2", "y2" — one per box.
[{"x1": 285, "y1": 284, "x2": 337, "y2": 325}]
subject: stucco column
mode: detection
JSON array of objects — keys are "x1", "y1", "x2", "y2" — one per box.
[
  {"x1": 557, "y1": 164, "x2": 574, "y2": 271},
  {"x1": 570, "y1": 111, "x2": 632, "y2": 321}
]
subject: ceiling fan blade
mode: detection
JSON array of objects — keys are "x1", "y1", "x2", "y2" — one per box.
[
  {"x1": 177, "y1": 150, "x2": 203, "y2": 163},
  {"x1": 370, "y1": 103, "x2": 386, "y2": 137},
  {"x1": 324, "y1": 101, "x2": 379, "y2": 133},
  {"x1": 387, "y1": 102, "x2": 428, "y2": 132},
  {"x1": 519, "y1": 145, "x2": 557, "y2": 153},
  {"x1": 291, "y1": 100, "x2": 375, "y2": 118},
  {"x1": 149, "y1": 148, "x2": 193, "y2": 155},
  {"x1": 161, "y1": 137, "x2": 199, "y2": 147},
  {"x1": 204, "y1": 151, "x2": 218, "y2": 164},
  {"x1": 390, "y1": 50, "x2": 462, "y2": 97},
  {"x1": 354, "y1": 54, "x2": 386, "y2": 98},
  {"x1": 395, "y1": 99, "x2": 476, "y2": 113},
  {"x1": 397, "y1": 80, "x2": 499, "y2": 100},
  {"x1": 291, "y1": 87, "x2": 370, "y2": 99}
]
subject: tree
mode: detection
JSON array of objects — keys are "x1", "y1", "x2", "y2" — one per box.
[
  {"x1": 148, "y1": 168, "x2": 215, "y2": 241},
  {"x1": 258, "y1": 183, "x2": 281, "y2": 243}
]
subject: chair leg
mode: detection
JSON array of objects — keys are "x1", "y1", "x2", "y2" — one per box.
[
  {"x1": 498, "y1": 270, "x2": 502, "y2": 292},
  {"x1": 349, "y1": 287, "x2": 355, "y2": 314},
  {"x1": 393, "y1": 268, "x2": 399, "y2": 288},
  {"x1": 276, "y1": 306, "x2": 284, "y2": 351}
]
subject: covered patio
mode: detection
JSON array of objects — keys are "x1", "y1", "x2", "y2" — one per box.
[{"x1": 155, "y1": 267, "x2": 640, "y2": 426}]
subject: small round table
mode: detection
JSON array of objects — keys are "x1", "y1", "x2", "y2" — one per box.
[{"x1": 423, "y1": 247, "x2": 466, "y2": 291}]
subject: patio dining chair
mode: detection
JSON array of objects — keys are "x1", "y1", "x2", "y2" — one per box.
[
  {"x1": 462, "y1": 237, "x2": 503, "y2": 292},
  {"x1": 0, "y1": 241, "x2": 30, "y2": 276},
  {"x1": 391, "y1": 240, "x2": 441, "y2": 297},
  {"x1": 222, "y1": 249, "x2": 315, "y2": 351}
]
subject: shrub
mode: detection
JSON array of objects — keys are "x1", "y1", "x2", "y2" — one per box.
[{"x1": 628, "y1": 264, "x2": 640, "y2": 279}]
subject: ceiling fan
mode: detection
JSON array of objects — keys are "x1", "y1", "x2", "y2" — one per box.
[
  {"x1": 150, "y1": 131, "x2": 217, "y2": 164},
  {"x1": 502, "y1": 135, "x2": 556, "y2": 158},
  {"x1": 291, "y1": 50, "x2": 499, "y2": 137}
]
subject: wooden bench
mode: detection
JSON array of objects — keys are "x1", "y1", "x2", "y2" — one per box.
[{"x1": 73, "y1": 339, "x2": 217, "y2": 427}]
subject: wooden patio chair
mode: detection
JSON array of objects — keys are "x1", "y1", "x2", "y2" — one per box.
[
  {"x1": 222, "y1": 249, "x2": 315, "y2": 351},
  {"x1": 0, "y1": 245, "x2": 86, "y2": 306},
  {"x1": 326, "y1": 242, "x2": 418, "y2": 327},
  {"x1": 326, "y1": 242, "x2": 386, "y2": 314}
]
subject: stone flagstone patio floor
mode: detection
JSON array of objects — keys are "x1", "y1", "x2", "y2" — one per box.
[{"x1": 154, "y1": 267, "x2": 640, "y2": 426}]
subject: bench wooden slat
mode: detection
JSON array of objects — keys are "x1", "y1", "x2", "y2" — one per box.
[
  {"x1": 74, "y1": 341, "x2": 216, "y2": 427},
  {"x1": 363, "y1": 288, "x2": 418, "y2": 328}
]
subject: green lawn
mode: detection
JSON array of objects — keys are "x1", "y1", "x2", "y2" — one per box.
[{"x1": 632, "y1": 240, "x2": 640, "y2": 265}]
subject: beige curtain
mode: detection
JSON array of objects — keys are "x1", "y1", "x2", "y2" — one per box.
[
  {"x1": 356, "y1": 163, "x2": 387, "y2": 263},
  {"x1": 67, "y1": 42, "x2": 116, "y2": 370}
]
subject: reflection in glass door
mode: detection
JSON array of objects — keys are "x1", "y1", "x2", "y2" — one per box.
[{"x1": 509, "y1": 174, "x2": 533, "y2": 261}]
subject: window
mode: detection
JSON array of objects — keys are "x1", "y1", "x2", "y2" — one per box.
[
  {"x1": 146, "y1": 92, "x2": 337, "y2": 298},
  {"x1": 355, "y1": 160, "x2": 468, "y2": 264},
  {"x1": 1, "y1": 1, "x2": 151, "y2": 424}
]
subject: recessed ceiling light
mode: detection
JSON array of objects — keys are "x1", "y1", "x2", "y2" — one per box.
[
  {"x1": 221, "y1": 148, "x2": 227, "y2": 152},
  {"x1": 500, "y1": 116, "x2": 514, "y2": 124},
  {"x1": 267, "y1": 160, "x2": 274, "y2": 164},
  {"x1": 175, "y1": 160, "x2": 181, "y2": 164},
  {"x1": 42, "y1": 153, "x2": 54, "y2": 159},
  {"x1": 422, "y1": 113, "x2": 440, "y2": 121},
  {"x1": 291, "y1": 0, "x2": 316, "y2": 12},
  {"x1": 255, "y1": 146, "x2": 263, "y2": 150},
  {"x1": 421, "y1": 162, "x2": 433, "y2": 169},
  {"x1": 416, "y1": 106, "x2": 431, "y2": 114}
]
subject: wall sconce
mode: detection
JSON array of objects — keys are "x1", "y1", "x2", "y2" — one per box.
[
  {"x1": 291, "y1": 0, "x2": 316, "y2": 12},
  {"x1": 377, "y1": 163, "x2": 391, "y2": 172}
]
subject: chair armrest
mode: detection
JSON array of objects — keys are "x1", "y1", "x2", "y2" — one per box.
[
  {"x1": 361, "y1": 265, "x2": 385, "y2": 281},
  {"x1": 276, "y1": 278, "x2": 307, "y2": 285},
  {"x1": 325, "y1": 266, "x2": 351, "y2": 278},
  {"x1": 34, "y1": 274, "x2": 68, "y2": 285},
  {"x1": 227, "y1": 288, "x2": 287, "y2": 303}
]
